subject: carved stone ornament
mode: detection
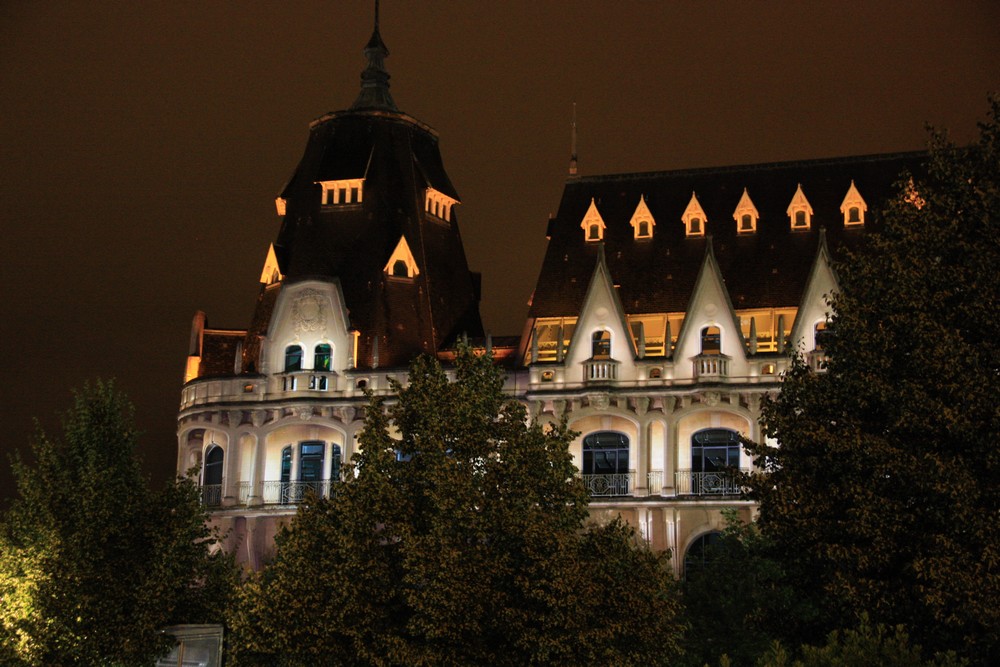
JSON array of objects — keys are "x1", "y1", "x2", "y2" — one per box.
[
  {"x1": 292, "y1": 289, "x2": 326, "y2": 333},
  {"x1": 296, "y1": 406, "x2": 313, "y2": 421},
  {"x1": 703, "y1": 391, "x2": 721, "y2": 407},
  {"x1": 589, "y1": 393, "x2": 610, "y2": 411},
  {"x1": 252, "y1": 410, "x2": 267, "y2": 427}
]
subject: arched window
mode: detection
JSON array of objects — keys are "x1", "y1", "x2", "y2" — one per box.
[
  {"x1": 314, "y1": 343, "x2": 332, "y2": 370},
  {"x1": 203, "y1": 445, "x2": 224, "y2": 486},
  {"x1": 701, "y1": 326, "x2": 721, "y2": 355},
  {"x1": 638, "y1": 220, "x2": 649, "y2": 237},
  {"x1": 690, "y1": 217, "x2": 702, "y2": 234},
  {"x1": 299, "y1": 442, "x2": 325, "y2": 496},
  {"x1": 330, "y1": 444, "x2": 342, "y2": 481},
  {"x1": 588, "y1": 224, "x2": 600, "y2": 240},
  {"x1": 692, "y1": 429, "x2": 741, "y2": 473},
  {"x1": 740, "y1": 213, "x2": 753, "y2": 231},
  {"x1": 582, "y1": 431, "x2": 630, "y2": 476},
  {"x1": 848, "y1": 207, "x2": 860, "y2": 223},
  {"x1": 284, "y1": 345, "x2": 303, "y2": 371},
  {"x1": 280, "y1": 446, "x2": 292, "y2": 484},
  {"x1": 814, "y1": 321, "x2": 831, "y2": 351},
  {"x1": 592, "y1": 330, "x2": 611, "y2": 358},
  {"x1": 794, "y1": 210, "x2": 807, "y2": 227},
  {"x1": 684, "y1": 531, "x2": 723, "y2": 579},
  {"x1": 392, "y1": 259, "x2": 408, "y2": 277}
]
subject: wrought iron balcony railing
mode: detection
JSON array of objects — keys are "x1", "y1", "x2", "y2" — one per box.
[
  {"x1": 259, "y1": 480, "x2": 337, "y2": 505},
  {"x1": 674, "y1": 469, "x2": 747, "y2": 496},
  {"x1": 581, "y1": 472, "x2": 634, "y2": 497},
  {"x1": 647, "y1": 470, "x2": 665, "y2": 495},
  {"x1": 200, "y1": 484, "x2": 222, "y2": 507}
]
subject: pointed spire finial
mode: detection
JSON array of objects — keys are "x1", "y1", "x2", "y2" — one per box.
[
  {"x1": 569, "y1": 102, "x2": 578, "y2": 176},
  {"x1": 351, "y1": 0, "x2": 399, "y2": 112}
]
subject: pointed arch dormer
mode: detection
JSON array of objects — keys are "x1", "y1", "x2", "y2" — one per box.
[
  {"x1": 384, "y1": 236, "x2": 420, "y2": 279},
  {"x1": 580, "y1": 197, "x2": 606, "y2": 242},
  {"x1": 673, "y1": 239, "x2": 746, "y2": 379},
  {"x1": 424, "y1": 187, "x2": 460, "y2": 223},
  {"x1": 840, "y1": 180, "x2": 867, "y2": 227},
  {"x1": 787, "y1": 183, "x2": 813, "y2": 231},
  {"x1": 563, "y1": 246, "x2": 635, "y2": 382},
  {"x1": 733, "y1": 188, "x2": 759, "y2": 234},
  {"x1": 629, "y1": 195, "x2": 656, "y2": 240},
  {"x1": 681, "y1": 192, "x2": 708, "y2": 237},
  {"x1": 259, "y1": 243, "x2": 284, "y2": 286},
  {"x1": 790, "y1": 229, "x2": 839, "y2": 367}
]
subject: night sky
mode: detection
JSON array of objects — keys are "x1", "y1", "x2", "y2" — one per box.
[{"x1": 2, "y1": 2, "x2": 998, "y2": 501}]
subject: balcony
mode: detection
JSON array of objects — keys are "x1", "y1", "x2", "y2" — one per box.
[
  {"x1": 807, "y1": 349, "x2": 829, "y2": 372},
  {"x1": 279, "y1": 370, "x2": 337, "y2": 392},
  {"x1": 200, "y1": 484, "x2": 222, "y2": 507},
  {"x1": 581, "y1": 473, "x2": 634, "y2": 497},
  {"x1": 693, "y1": 353, "x2": 730, "y2": 380},
  {"x1": 583, "y1": 358, "x2": 619, "y2": 383},
  {"x1": 647, "y1": 470, "x2": 665, "y2": 495},
  {"x1": 674, "y1": 469, "x2": 747, "y2": 496}
]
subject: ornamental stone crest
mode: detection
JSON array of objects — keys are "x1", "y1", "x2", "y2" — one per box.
[{"x1": 292, "y1": 289, "x2": 326, "y2": 333}]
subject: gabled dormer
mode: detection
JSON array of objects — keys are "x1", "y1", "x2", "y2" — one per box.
[
  {"x1": 681, "y1": 192, "x2": 708, "y2": 237},
  {"x1": 259, "y1": 243, "x2": 284, "y2": 286},
  {"x1": 580, "y1": 197, "x2": 606, "y2": 242},
  {"x1": 790, "y1": 230, "x2": 840, "y2": 370},
  {"x1": 318, "y1": 178, "x2": 365, "y2": 206},
  {"x1": 733, "y1": 187, "x2": 759, "y2": 234},
  {"x1": 384, "y1": 236, "x2": 420, "y2": 279},
  {"x1": 787, "y1": 183, "x2": 813, "y2": 231},
  {"x1": 629, "y1": 195, "x2": 656, "y2": 239},
  {"x1": 673, "y1": 240, "x2": 746, "y2": 380},
  {"x1": 424, "y1": 187, "x2": 459, "y2": 223},
  {"x1": 560, "y1": 247, "x2": 635, "y2": 383},
  {"x1": 840, "y1": 180, "x2": 867, "y2": 227}
]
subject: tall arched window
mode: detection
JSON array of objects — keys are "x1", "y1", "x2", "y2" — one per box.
[
  {"x1": 691, "y1": 428, "x2": 741, "y2": 473},
  {"x1": 330, "y1": 444, "x2": 342, "y2": 481},
  {"x1": 314, "y1": 344, "x2": 332, "y2": 371},
  {"x1": 284, "y1": 345, "x2": 303, "y2": 371},
  {"x1": 582, "y1": 431, "x2": 629, "y2": 475},
  {"x1": 701, "y1": 326, "x2": 721, "y2": 355},
  {"x1": 392, "y1": 259, "x2": 408, "y2": 277},
  {"x1": 279, "y1": 445, "x2": 293, "y2": 504},
  {"x1": 684, "y1": 531, "x2": 722, "y2": 579},
  {"x1": 814, "y1": 321, "x2": 831, "y2": 351},
  {"x1": 299, "y1": 441, "x2": 325, "y2": 498},
  {"x1": 203, "y1": 446, "x2": 224, "y2": 486},
  {"x1": 592, "y1": 330, "x2": 611, "y2": 358}
]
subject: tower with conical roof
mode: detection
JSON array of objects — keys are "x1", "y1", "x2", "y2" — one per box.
[{"x1": 178, "y1": 5, "x2": 484, "y2": 569}]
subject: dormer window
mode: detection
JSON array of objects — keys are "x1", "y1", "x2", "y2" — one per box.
[
  {"x1": 318, "y1": 178, "x2": 365, "y2": 206},
  {"x1": 592, "y1": 330, "x2": 611, "y2": 358},
  {"x1": 425, "y1": 187, "x2": 460, "y2": 223},
  {"x1": 840, "y1": 180, "x2": 867, "y2": 227},
  {"x1": 701, "y1": 326, "x2": 721, "y2": 355},
  {"x1": 787, "y1": 183, "x2": 813, "y2": 231},
  {"x1": 580, "y1": 198, "x2": 606, "y2": 242},
  {"x1": 733, "y1": 187, "x2": 759, "y2": 233},
  {"x1": 284, "y1": 345, "x2": 303, "y2": 372},
  {"x1": 682, "y1": 192, "x2": 707, "y2": 237},
  {"x1": 629, "y1": 194, "x2": 656, "y2": 239},
  {"x1": 384, "y1": 236, "x2": 419, "y2": 279}
]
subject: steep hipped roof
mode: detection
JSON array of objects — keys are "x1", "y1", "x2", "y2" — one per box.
[{"x1": 529, "y1": 152, "x2": 925, "y2": 319}]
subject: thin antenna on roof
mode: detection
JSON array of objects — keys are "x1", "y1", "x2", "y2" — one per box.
[
  {"x1": 569, "y1": 102, "x2": 578, "y2": 176},
  {"x1": 374, "y1": 0, "x2": 380, "y2": 32}
]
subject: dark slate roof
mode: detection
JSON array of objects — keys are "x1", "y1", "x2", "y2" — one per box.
[
  {"x1": 529, "y1": 152, "x2": 926, "y2": 319},
  {"x1": 268, "y1": 109, "x2": 481, "y2": 369},
  {"x1": 199, "y1": 329, "x2": 244, "y2": 377}
]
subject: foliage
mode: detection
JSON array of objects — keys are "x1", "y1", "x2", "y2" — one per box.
[
  {"x1": 230, "y1": 346, "x2": 685, "y2": 665},
  {"x1": 680, "y1": 509, "x2": 814, "y2": 667},
  {"x1": 745, "y1": 98, "x2": 1000, "y2": 663},
  {"x1": 751, "y1": 616, "x2": 967, "y2": 667},
  {"x1": 0, "y1": 380, "x2": 237, "y2": 666}
]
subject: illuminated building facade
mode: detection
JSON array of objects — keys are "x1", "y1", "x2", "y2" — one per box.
[{"x1": 177, "y1": 13, "x2": 922, "y2": 572}]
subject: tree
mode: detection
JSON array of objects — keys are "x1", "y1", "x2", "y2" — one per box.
[
  {"x1": 230, "y1": 347, "x2": 685, "y2": 665},
  {"x1": 679, "y1": 510, "x2": 814, "y2": 667},
  {"x1": 0, "y1": 380, "x2": 236, "y2": 666},
  {"x1": 745, "y1": 98, "x2": 1000, "y2": 663}
]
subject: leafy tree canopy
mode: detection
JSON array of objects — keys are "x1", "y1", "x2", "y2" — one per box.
[
  {"x1": 230, "y1": 346, "x2": 685, "y2": 666},
  {"x1": 0, "y1": 380, "x2": 236, "y2": 666},
  {"x1": 746, "y1": 98, "x2": 1000, "y2": 663}
]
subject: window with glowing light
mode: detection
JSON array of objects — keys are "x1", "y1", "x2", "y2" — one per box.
[
  {"x1": 314, "y1": 344, "x2": 332, "y2": 371},
  {"x1": 701, "y1": 326, "x2": 721, "y2": 355},
  {"x1": 592, "y1": 330, "x2": 611, "y2": 359}
]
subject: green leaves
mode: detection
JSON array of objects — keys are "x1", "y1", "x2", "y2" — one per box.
[
  {"x1": 744, "y1": 98, "x2": 1000, "y2": 664},
  {"x1": 0, "y1": 380, "x2": 236, "y2": 666},
  {"x1": 230, "y1": 346, "x2": 685, "y2": 665}
]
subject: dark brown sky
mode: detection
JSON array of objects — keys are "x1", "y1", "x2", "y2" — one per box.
[{"x1": 2, "y1": 2, "x2": 998, "y2": 499}]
